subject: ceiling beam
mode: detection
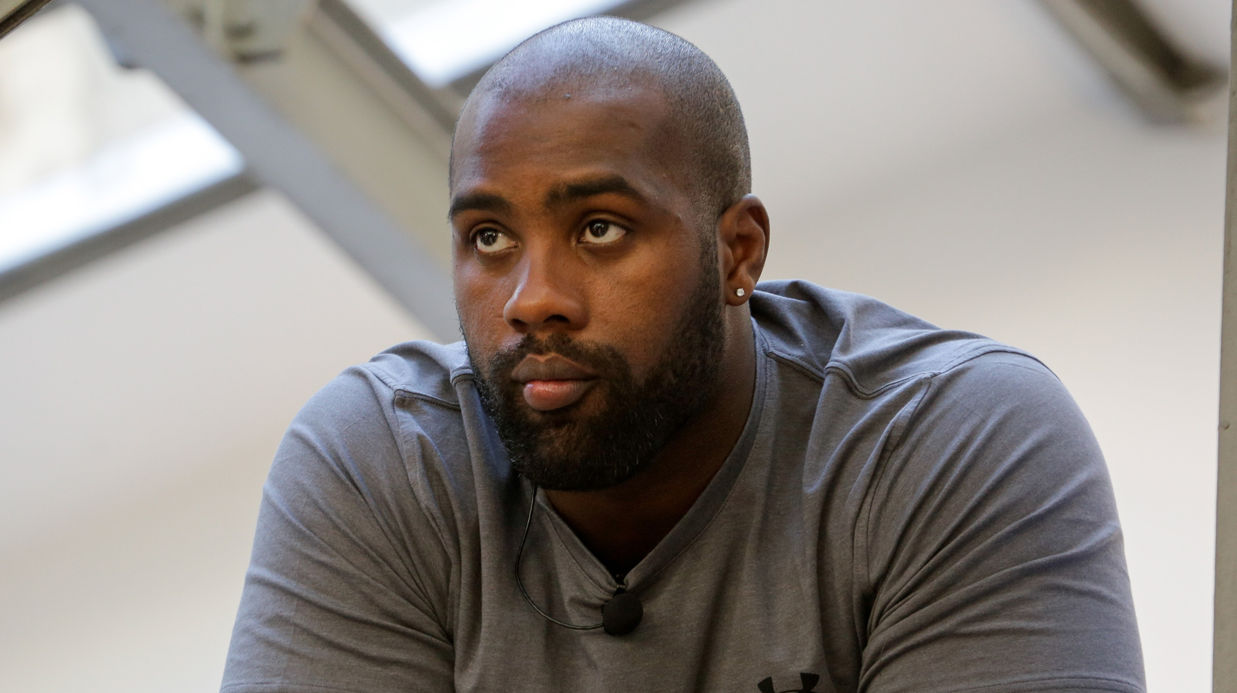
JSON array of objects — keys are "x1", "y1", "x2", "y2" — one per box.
[
  {"x1": 0, "y1": 174, "x2": 258, "y2": 304},
  {"x1": 77, "y1": 0, "x2": 459, "y2": 340},
  {"x1": 0, "y1": 0, "x2": 54, "y2": 39},
  {"x1": 1038, "y1": 0, "x2": 1224, "y2": 123}
]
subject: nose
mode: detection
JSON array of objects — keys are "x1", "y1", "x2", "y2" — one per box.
[{"x1": 502, "y1": 249, "x2": 586, "y2": 333}]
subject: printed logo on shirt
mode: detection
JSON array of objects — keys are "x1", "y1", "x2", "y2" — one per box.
[{"x1": 756, "y1": 672, "x2": 820, "y2": 693}]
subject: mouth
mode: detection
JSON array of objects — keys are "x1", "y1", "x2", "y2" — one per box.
[
  {"x1": 521, "y1": 378, "x2": 597, "y2": 412},
  {"x1": 511, "y1": 354, "x2": 599, "y2": 412}
]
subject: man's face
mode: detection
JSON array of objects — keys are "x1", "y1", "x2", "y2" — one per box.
[{"x1": 450, "y1": 83, "x2": 725, "y2": 490}]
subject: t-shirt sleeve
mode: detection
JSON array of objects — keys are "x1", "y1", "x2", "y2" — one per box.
[
  {"x1": 221, "y1": 366, "x2": 454, "y2": 693},
  {"x1": 859, "y1": 352, "x2": 1145, "y2": 692}
]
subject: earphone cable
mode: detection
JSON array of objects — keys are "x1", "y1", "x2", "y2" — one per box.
[{"x1": 513, "y1": 484, "x2": 604, "y2": 631}]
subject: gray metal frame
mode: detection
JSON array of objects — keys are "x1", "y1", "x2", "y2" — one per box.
[
  {"x1": 0, "y1": 0, "x2": 54, "y2": 38},
  {"x1": 1038, "y1": 0, "x2": 1223, "y2": 123},
  {"x1": 76, "y1": 0, "x2": 460, "y2": 338},
  {"x1": 1215, "y1": 1, "x2": 1236, "y2": 687},
  {"x1": 12, "y1": 0, "x2": 702, "y2": 331},
  {"x1": 0, "y1": 173, "x2": 257, "y2": 304}
]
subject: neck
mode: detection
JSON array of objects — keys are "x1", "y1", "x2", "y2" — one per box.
[{"x1": 543, "y1": 316, "x2": 757, "y2": 576}]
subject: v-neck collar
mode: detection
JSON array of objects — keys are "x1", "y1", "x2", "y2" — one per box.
[{"x1": 532, "y1": 323, "x2": 772, "y2": 592}]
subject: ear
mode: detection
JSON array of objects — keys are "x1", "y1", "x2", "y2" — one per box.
[{"x1": 717, "y1": 194, "x2": 770, "y2": 306}]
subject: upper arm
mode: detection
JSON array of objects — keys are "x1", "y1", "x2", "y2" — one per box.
[
  {"x1": 221, "y1": 368, "x2": 455, "y2": 693},
  {"x1": 859, "y1": 354, "x2": 1144, "y2": 692}
]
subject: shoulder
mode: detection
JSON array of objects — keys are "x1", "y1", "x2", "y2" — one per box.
[
  {"x1": 751, "y1": 279, "x2": 1040, "y2": 396},
  {"x1": 224, "y1": 340, "x2": 466, "y2": 691},
  {"x1": 285, "y1": 339, "x2": 471, "y2": 445},
  {"x1": 258, "y1": 339, "x2": 480, "y2": 621},
  {"x1": 351, "y1": 339, "x2": 472, "y2": 409},
  {"x1": 267, "y1": 339, "x2": 482, "y2": 548}
]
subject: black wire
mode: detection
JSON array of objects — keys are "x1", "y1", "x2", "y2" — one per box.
[{"x1": 513, "y1": 484, "x2": 605, "y2": 631}]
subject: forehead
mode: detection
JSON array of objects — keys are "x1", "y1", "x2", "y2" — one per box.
[{"x1": 450, "y1": 82, "x2": 684, "y2": 195}]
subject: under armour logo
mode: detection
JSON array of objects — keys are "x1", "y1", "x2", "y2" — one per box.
[{"x1": 756, "y1": 672, "x2": 820, "y2": 693}]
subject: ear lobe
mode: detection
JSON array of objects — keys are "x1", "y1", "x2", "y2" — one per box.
[{"x1": 718, "y1": 194, "x2": 770, "y2": 304}]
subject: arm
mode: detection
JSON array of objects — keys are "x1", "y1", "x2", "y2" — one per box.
[
  {"x1": 860, "y1": 353, "x2": 1144, "y2": 692},
  {"x1": 221, "y1": 366, "x2": 454, "y2": 693}
]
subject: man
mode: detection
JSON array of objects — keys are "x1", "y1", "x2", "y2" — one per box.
[{"x1": 222, "y1": 17, "x2": 1144, "y2": 692}]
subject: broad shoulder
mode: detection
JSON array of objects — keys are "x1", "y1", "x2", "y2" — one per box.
[
  {"x1": 361, "y1": 340, "x2": 472, "y2": 406},
  {"x1": 751, "y1": 280, "x2": 1042, "y2": 395},
  {"x1": 277, "y1": 339, "x2": 474, "y2": 477}
]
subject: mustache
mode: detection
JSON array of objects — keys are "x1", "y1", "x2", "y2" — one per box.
[{"x1": 486, "y1": 333, "x2": 629, "y2": 383}]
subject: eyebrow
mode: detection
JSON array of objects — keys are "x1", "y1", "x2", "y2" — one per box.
[
  {"x1": 448, "y1": 192, "x2": 512, "y2": 221},
  {"x1": 448, "y1": 174, "x2": 649, "y2": 221},
  {"x1": 544, "y1": 175, "x2": 648, "y2": 209}
]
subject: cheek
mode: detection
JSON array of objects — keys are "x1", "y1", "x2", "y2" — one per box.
[
  {"x1": 454, "y1": 268, "x2": 508, "y2": 339},
  {"x1": 595, "y1": 264, "x2": 702, "y2": 372}
]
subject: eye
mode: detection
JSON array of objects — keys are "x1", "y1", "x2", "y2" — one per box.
[
  {"x1": 472, "y1": 227, "x2": 517, "y2": 255},
  {"x1": 579, "y1": 219, "x2": 627, "y2": 246}
]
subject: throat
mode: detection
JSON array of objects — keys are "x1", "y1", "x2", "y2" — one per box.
[
  {"x1": 541, "y1": 413, "x2": 735, "y2": 576},
  {"x1": 542, "y1": 319, "x2": 759, "y2": 577},
  {"x1": 547, "y1": 483, "x2": 693, "y2": 576}
]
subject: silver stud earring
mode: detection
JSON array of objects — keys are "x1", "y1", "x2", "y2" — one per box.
[{"x1": 735, "y1": 288, "x2": 746, "y2": 297}]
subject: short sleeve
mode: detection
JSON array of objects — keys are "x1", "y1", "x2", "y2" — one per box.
[
  {"x1": 859, "y1": 353, "x2": 1144, "y2": 692},
  {"x1": 221, "y1": 366, "x2": 455, "y2": 693}
]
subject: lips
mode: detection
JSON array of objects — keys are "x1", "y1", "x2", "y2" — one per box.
[{"x1": 511, "y1": 354, "x2": 598, "y2": 412}]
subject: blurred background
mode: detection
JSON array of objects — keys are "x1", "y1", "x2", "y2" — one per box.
[{"x1": 0, "y1": 0, "x2": 1228, "y2": 690}]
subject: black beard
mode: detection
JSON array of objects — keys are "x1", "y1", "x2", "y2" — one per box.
[{"x1": 467, "y1": 264, "x2": 724, "y2": 491}]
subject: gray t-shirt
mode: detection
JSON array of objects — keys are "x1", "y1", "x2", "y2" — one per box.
[{"x1": 222, "y1": 281, "x2": 1144, "y2": 692}]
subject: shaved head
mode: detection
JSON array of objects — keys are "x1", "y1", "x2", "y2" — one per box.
[{"x1": 451, "y1": 16, "x2": 751, "y2": 224}]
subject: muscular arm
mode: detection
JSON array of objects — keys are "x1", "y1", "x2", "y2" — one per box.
[
  {"x1": 221, "y1": 366, "x2": 455, "y2": 693},
  {"x1": 859, "y1": 353, "x2": 1144, "y2": 691}
]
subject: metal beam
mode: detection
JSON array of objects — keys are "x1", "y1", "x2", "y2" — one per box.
[
  {"x1": 78, "y1": 0, "x2": 459, "y2": 340},
  {"x1": 1215, "y1": 1, "x2": 1237, "y2": 686},
  {"x1": 312, "y1": 0, "x2": 461, "y2": 136},
  {"x1": 0, "y1": 174, "x2": 258, "y2": 304},
  {"x1": 0, "y1": 0, "x2": 54, "y2": 39},
  {"x1": 1039, "y1": 0, "x2": 1224, "y2": 124}
]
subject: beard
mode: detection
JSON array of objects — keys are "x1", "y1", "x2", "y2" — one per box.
[{"x1": 467, "y1": 253, "x2": 725, "y2": 491}]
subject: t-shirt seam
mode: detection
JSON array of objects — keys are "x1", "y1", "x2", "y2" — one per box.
[
  {"x1": 937, "y1": 345, "x2": 1052, "y2": 379},
  {"x1": 367, "y1": 357, "x2": 465, "y2": 410},
  {"x1": 946, "y1": 674, "x2": 1144, "y2": 692},
  {"x1": 766, "y1": 348, "x2": 927, "y2": 401},
  {"x1": 858, "y1": 371, "x2": 935, "y2": 630},
  {"x1": 393, "y1": 389, "x2": 462, "y2": 411},
  {"x1": 450, "y1": 368, "x2": 476, "y2": 389},
  {"x1": 536, "y1": 490, "x2": 618, "y2": 593},
  {"x1": 857, "y1": 347, "x2": 1011, "y2": 593},
  {"x1": 364, "y1": 358, "x2": 404, "y2": 396},
  {"x1": 635, "y1": 330, "x2": 774, "y2": 587},
  {"x1": 534, "y1": 328, "x2": 776, "y2": 594},
  {"x1": 362, "y1": 370, "x2": 457, "y2": 640},
  {"x1": 855, "y1": 349, "x2": 1078, "y2": 659},
  {"x1": 766, "y1": 343, "x2": 1038, "y2": 399}
]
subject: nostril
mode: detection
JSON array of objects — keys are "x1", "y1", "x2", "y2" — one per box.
[{"x1": 501, "y1": 260, "x2": 585, "y2": 331}]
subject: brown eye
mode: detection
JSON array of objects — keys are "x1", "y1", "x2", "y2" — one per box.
[
  {"x1": 473, "y1": 228, "x2": 516, "y2": 254},
  {"x1": 579, "y1": 220, "x2": 627, "y2": 245}
]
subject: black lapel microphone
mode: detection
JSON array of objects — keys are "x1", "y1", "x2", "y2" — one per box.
[{"x1": 514, "y1": 487, "x2": 644, "y2": 636}]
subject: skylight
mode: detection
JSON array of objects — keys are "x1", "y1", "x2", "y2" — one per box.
[
  {"x1": 0, "y1": 114, "x2": 241, "y2": 275},
  {"x1": 357, "y1": 0, "x2": 626, "y2": 87},
  {"x1": 0, "y1": 5, "x2": 241, "y2": 280}
]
